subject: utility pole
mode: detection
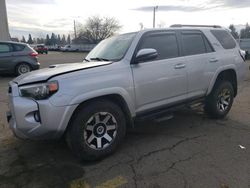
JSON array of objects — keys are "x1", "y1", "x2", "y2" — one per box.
[
  {"x1": 74, "y1": 20, "x2": 77, "y2": 39},
  {"x1": 153, "y1": 6, "x2": 158, "y2": 28}
]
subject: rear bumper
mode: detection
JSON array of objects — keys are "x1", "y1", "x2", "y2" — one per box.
[
  {"x1": 7, "y1": 81, "x2": 77, "y2": 140},
  {"x1": 30, "y1": 62, "x2": 40, "y2": 70}
]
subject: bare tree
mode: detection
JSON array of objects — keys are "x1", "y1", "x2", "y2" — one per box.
[{"x1": 76, "y1": 16, "x2": 122, "y2": 44}]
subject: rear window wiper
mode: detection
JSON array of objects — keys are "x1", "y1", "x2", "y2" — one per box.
[{"x1": 90, "y1": 57, "x2": 110, "y2": 61}]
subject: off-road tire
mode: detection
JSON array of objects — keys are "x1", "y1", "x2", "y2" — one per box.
[
  {"x1": 204, "y1": 81, "x2": 234, "y2": 119},
  {"x1": 66, "y1": 100, "x2": 126, "y2": 161}
]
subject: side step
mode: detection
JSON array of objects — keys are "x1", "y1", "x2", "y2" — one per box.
[
  {"x1": 134, "y1": 98, "x2": 205, "y2": 123},
  {"x1": 154, "y1": 114, "x2": 174, "y2": 122}
]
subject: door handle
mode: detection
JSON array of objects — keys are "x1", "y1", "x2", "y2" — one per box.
[
  {"x1": 209, "y1": 58, "x2": 218, "y2": 63},
  {"x1": 174, "y1": 63, "x2": 186, "y2": 69}
]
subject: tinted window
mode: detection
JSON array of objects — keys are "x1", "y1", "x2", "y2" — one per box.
[
  {"x1": 139, "y1": 33, "x2": 179, "y2": 61},
  {"x1": 211, "y1": 30, "x2": 236, "y2": 49},
  {"x1": 0, "y1": 44, "x2": 11, "y2": 53},
  {"x1": 204, "y1": 36, "x2": 214, "y2": 53},
  {"x1": 13, "y1": 44, "x2": 25, "y2": 51},
  {"x1": 182, "y1": 33, "x2": 206, "y2": 56}
]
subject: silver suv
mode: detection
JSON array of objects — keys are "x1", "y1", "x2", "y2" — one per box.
[{"x1": 7, "y1": 25, "x2": 247, "y2": 161}]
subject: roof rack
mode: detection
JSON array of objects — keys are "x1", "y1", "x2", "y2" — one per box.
[{"x1": 170, "y1": 24, "x2": 222, "y2": 28}]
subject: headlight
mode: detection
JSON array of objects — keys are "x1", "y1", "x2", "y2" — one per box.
[{"x1": 19, "y1": 81, "x2": 59, "y2": 100}]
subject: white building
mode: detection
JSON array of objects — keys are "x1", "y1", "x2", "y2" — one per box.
[{"x1": 0, "y1": 0, "x2": 10, "y2": 41}]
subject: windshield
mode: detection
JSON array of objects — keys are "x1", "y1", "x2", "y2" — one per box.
[{"x1": 85, "y1": 32, "x2": 137, "y2": 61}]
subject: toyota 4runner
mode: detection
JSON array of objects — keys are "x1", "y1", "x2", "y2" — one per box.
[{"x1": 7, "y1": 25, "x2": 248, "y2": 161}]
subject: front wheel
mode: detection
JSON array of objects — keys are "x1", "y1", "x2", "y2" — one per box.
[
  {"x1": 66, "y1": 100, "x2": 126, "y2": 161},
  {"x1": 204, "y1": 81, "x2": 234, "y2": 119}
]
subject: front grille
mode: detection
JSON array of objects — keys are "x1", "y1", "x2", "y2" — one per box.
[{"x1": 8, "y1": 86, "x2": 12, "y2": 94}]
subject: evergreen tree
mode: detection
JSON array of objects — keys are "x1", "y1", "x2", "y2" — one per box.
[
  {"x1": 45, "y1": 34, "x2": 50, "y2": 45},
  {"x1": 50, "y1": 33, "x2": 57, "y2": 45},
  {"x1": 67, "y1": 34, "x2": 71, "y2": 44},
  {"x1": 27, "y1": 34, "x2": 33, "y2": 44},
  {"x1": 21, "y1": 36, "x2": 26, "y2": 43},
  {"x1": 240, "y1": 23, "x2": 250, "y2": 38},
  {"x1": 33, "y1": 38, "x2": 37, "y2": 44},
  {"x1": 57, "y1": 34, "x2": 61, "y2": 45},
  {"x1": 229, "y1": 24, "x2": 239, "y2": 39},
  {"x1": 61, "y1": 34, "x2": 66, "y2": 45}
]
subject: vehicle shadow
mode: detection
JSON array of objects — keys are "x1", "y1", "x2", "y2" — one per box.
[
  {"x1": 0, "y1": 73, "x2": 16, "y2": 78},
  {"x1": 0, "y1": 108, "x2": 209, "y2": 188}
]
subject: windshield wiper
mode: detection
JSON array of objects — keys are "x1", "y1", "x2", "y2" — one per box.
[
  {"x1": 83, "y1": 58, "x2": 90, "y2": 62},
  {"x1": 90, "y1": 57, "x2": 110, "y2": 61}
]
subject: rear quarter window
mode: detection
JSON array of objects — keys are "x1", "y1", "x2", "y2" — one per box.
[
  {"x1": 211, "y1": 30, "x2": 236, "y2": 49},
  {"x1": 13, "y1": 44, "x2": 25, "y2": 51},
  {"x1": 0, "y1": 44, "x2": 12, "y2": 53}
]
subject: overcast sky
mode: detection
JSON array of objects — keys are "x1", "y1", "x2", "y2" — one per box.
[{"x1": 6, "y1": 0, "x2": 250, "y2": 39}]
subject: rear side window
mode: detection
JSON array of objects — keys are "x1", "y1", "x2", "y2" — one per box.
[
  {"x1": 13, "y1": 44, "x2": 25, "y2": 51},
  {"x1": 182, "y1": 33, "x2": 206, "y2": 56},
  {"x1": 139, "y1": 33, "x2": 179, "y2": 61},
  {"x1": 0, "y1": 44, "x2": 11, "y2": 53},
  {"x1": 211, "y1": 30, "x2": 236, "y2": 49}
]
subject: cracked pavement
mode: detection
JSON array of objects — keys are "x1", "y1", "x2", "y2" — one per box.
[{"x1": 0, "y1": 53, "x2": 249, "y2": 188}]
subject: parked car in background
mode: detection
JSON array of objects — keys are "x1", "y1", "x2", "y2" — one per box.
[
  {"x1": 7, "y1": 25, "x2": 247, "y2": 161},
  {"x1": 0, "y1": 41, "x2": 40, "y2": 75},
  {"x1": 34, "y1": 44, "x2": 48, "y2": 54},
  {"x1": 61, "y1": 44, "x2": 80, "y2": 52},
  {"x1": 61, "y1": 44, "x2": 96, "y2": 52},
  {"x1": 238, "y1": 39, "x2": 250, "y2": 59},
  {"x1": 47, "y1": 45, "x2": 61, "y2": 51}
]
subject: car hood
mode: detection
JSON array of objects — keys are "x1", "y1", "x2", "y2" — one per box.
[{"x1": 13, "y1": 61, "x2": 112, "y2": 85}]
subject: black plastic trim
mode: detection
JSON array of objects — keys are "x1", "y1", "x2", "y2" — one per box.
[{"x1": 135, "y1": 96, "x2": 204, "y2": 120}]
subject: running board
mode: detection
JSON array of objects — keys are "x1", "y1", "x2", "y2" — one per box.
[{"x1": 154, "y1": 114, "x2": 174, "y2": 122}]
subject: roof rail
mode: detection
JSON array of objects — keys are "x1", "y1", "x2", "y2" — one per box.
[{"x1": 170, "y1": 24, "x2": 222, "y2": 28}]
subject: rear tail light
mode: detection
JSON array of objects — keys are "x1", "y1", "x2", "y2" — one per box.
[{"x1": 29, "y1": 52, "x2": 38, "y2": 57}]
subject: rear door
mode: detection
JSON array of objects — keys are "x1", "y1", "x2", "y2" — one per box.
[
  {"x1": 180, "y1": 30, "x2": 216, "y2": 99},
  {"x1": 131, "y1": 31, "x2": 188, "y2": 113},
  {"x1": 0, "y1": 43, "x2": 14, "y2": 72}
]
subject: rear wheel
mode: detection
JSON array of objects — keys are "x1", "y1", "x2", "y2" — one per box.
[
  {"x1": 15, "y1": 63, "x2": 31, "y2": 76},
  {"x1": 204, "y1": 81, "x2": 234, "y2": 119},
  {"x1": 66, "y1": 100, "x2": 126, "y2": 161}
]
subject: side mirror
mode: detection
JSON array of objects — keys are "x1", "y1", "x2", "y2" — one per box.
[{"x1": 133, "y1": 48, "x2": 158, "y2": 64}]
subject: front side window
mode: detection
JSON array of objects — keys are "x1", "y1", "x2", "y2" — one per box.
[
  {"x1": 211, "y1": 30, "x2": 236, "y2": 49},
  {"x1": 86, "y1": 32, "x2": 137, "y2": 61},
  {"x1": 0, "y1": 44, "x2": 11, "y2": 53},
  {"x1": 138, "y1": 32, "x2": 179, "y2": 61},
  {"x1": 182, "y1": 33, "x2": 206, "y2": 56}
]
